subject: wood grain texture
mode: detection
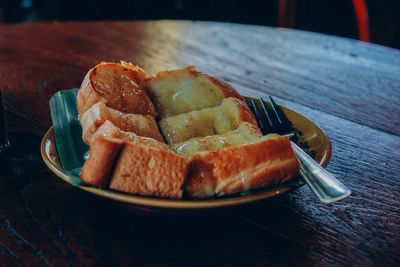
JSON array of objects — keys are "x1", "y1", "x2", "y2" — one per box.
[{"x1": 0, "y1": 20, "x2": 399, "y2": 266}]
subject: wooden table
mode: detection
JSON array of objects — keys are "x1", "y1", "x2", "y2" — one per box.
[{"x1": 0, "y1": 21, "x2": 399, "y2": 266}]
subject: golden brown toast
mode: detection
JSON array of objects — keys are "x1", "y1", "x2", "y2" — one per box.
[
  {"x1": 76, "y1": 61, "x2": 157, "y2": 116},
  {"x1": 184, "y1": 134, "x2": 300, "y2": 198},
  {"x1": 80, "y1": 102, "x2": 164, "y2": 144},
  {"x1": 93, "y1": 120, "x2": 170, "y2": 151},
  {"x1": 81, "y1": 136, "x2": 187, "y2": 198},
  {"x1": 144, "y1": 66, "x2": 244, "y2": 118},
  {"x1": 159, "y1": 97, "x2": 259, "y2": 145},
  {"x1": 109, "y1": 143, "x2": 188, "y2": 199},
  {"x1": 171, "y1": 122, "x2": 262, "y2": 156},
  {"x1": 80, "y1": 136, "x2": 124, "y2": 188}
]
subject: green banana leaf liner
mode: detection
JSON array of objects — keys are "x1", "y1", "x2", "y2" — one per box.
[
  {"x1": 49, "y1": 89, "x2": 88, "y2": 186},
  {"x1": 49, "y1": 89, "x2": 305, "y2": 198}
]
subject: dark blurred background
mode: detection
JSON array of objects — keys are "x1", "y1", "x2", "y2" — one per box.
[{"x1": 0, "y1": 0, "x2": 399, "y2": 49}]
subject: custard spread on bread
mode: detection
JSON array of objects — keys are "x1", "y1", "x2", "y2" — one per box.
[
  {"x1": 77, "y1": 62, "x2": 300, "y2": 199},
  {"x1": 143, "y1": 66, "x2": 244, "y2": 118}
]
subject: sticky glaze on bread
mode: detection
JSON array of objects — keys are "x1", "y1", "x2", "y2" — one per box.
[
  {"x1": 144, "y1": 67, "x2": 262, "y2": 157},
  {"x1": 158, "y1": 97, "x2": 259, "y2": 145},
  {"x1": 76, "y1": 61, "x2": 157, "y2": 116},
  {"x1": 144, "y1": 66, "x2": 244, "y2": 118},
  {"x1": 171, "y1": 122, "x2": 262, "y2": 156}
]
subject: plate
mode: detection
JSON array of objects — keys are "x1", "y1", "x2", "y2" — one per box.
[{"x1": 41, "y1": 89, "x2": 332, "y2": 211}]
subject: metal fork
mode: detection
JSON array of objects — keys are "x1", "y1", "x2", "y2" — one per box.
[{"x1": 249, "y1": 96, "x2": 351, "y2": 203}]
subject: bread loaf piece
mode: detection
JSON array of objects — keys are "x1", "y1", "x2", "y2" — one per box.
[
  {"x1": 171, "y1": 122, "x2": 262, "y2": 156},
  {"x1": 159, "y1": 97, "x2": 259, "y2": 145},
  {"x1": 81, "y1": 136, "x2": 187, "y2": 198},
  {"x1": 93, "y1": 120, "x2": 170, "y2": 151},
  {"x1": 109, "y1": 143, "x2": 188, "y2": 199},
  {"x1": 80, "y1": 102, "x2": 163, "y2": 144},
  {"x1": 144, "y1": 66, "x2": 244, "y2": 118},
  {"x1": 184, "y1": 134, "x2": 300, "y2": 198},
  {"x1": 80, "y1": 136, "x2": 124, "y2": 188},
  {"x1": 76, "y1": 61, "x2": 157, "y2": 116}
]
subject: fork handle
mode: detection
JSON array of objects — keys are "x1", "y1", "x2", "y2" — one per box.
[{"x1": 291, "y1": 141, "x2": 351, "y2": 203}]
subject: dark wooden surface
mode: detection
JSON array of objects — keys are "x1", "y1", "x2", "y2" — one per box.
[{"x1": 0, "y1": 21, "x2": 399, "y2": 266}]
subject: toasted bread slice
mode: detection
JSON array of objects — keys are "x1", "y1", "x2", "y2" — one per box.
[
  {"x1": 109, "y1": 143, "x2": 188, "y2": 199},
  {"x1": 159, "y1": 97, "x2": 259, "y2": 145},
  {"x1": 80, "y1": 102, "x2": 164, "y2": 144},
  {"x1": 80, "y1": 136, "x2": 124, "y2": 188},
  {"x1": 81, "y1": 136, "x2": 187, "y2": 198},
  {"x1": 144, "y1": 66, "x2": 244, "y2": 118},
  {"x1": 171, "y1": 122, "x2": 262, "y2": 156},
  {"x1": 93, "y1": 120, "x2": 170, "y2": 151},
  {"x1": 77, "y1": 61, "x2": 157, "y2": 116},
  {"x1": 184, "y1": 134, "x2": 300, "y2": 198}
]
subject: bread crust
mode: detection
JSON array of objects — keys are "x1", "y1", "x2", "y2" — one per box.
[
  {"x1": 80, "y1": 102, "x2": 164, "y2": 144},
  {"x1": 76, "y1": 62, "x2": 157, "y2": 116},
  {"x1": 80, "y1": 136, "x2": 124, "y2": 188},
  {"x1": 81, "y1": 136, "x2": 187, "y2": 198},
  {"x1": 93, "y1": 120, "x2": 170, "y2": 151},
  {"x1": 109, "y1": 143, "x2": 188, "y2": 199},
  {"x1": 184, "y1": 134, "x2": 300, "y2": 198}
]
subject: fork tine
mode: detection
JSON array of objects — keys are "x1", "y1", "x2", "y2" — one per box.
[
  {"x1": 260, "y1": 98, "x2": 273, "y2": 129},
  {"x1": 268, "y1": 96, "x2": 294, "y2": 134},
  {"x1": 250, "y1": 99, "x2": 267, "y2": 133},
  {"x1": 268, "y1": 96, "x2": 282, "y2": 125}
]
